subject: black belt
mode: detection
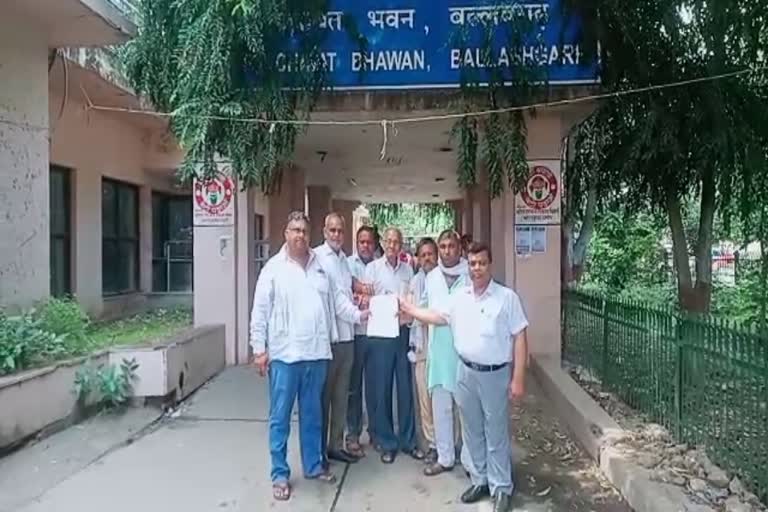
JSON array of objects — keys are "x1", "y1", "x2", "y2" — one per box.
[{"x1": 460, "y1": 358, "x2": 508, "y2": 373}]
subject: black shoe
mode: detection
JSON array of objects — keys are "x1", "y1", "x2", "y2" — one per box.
[
  {"x1": 328, "y1": 449, "x2": 359, "y2": 464},
  {"x1": 381, "y1": 451, "x2": 396, "y2": 464},
  {"x1": 404, "y1": 447, "x2": 425, "y2": 460},
  {"x1": 460, "y1": 485, "x2": 490, "y2": 504},
  {"x1": 424, "y1": 448, "x2": 438, "y2": 464},
  {"x1": 493, "y1": 493, "x2": 510, "y2": 512}
]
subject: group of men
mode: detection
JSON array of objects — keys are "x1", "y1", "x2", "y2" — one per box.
[{"x1": 249, "y1": 210, "x2": 529, "y2": 512}]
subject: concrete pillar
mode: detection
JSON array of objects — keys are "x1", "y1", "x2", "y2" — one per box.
[
  {"x1": 268, "y1": 166, "x2": 305, "y2": 254},
  {"x1": 472, "y1": 167, "x2": 491, "y2": 245},
  {"x1": 235, "y1": 188, "x2": 256, "y2": 364},
  {"x1": 447, "y1": 199, "x2": 463, "y2": 231},
  {"x1": 332, "y1": 199, "x2": 360, "y2": 255},
  {"x1": 461, "y1": 188, "x2": 474, "y2": 236},
  {"x1": 307, "y1": 185, "x2": 332, "y2": 247},
  {"x1": 0, "y1": 11, "x2": 50, "y2": 309},
  {"x1": 194, "y1": 175, "x2": 258, "y2": 366},
  {"x1": 73, "y1": 169, "x2": 103, "y2": 315},
  {"x1": 497, "y1": 113, "x2": 566, "y2": 359},
  {"x1": 139, "y1": 186, "x2": 153, "y2": 293},
  {"x1": 490, "y1": 195, "x2": 508, "y2": 283}
]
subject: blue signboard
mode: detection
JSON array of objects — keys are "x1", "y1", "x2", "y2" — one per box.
[{"x1": 277, "y1": 0, "x2": 598, "y2": 90}]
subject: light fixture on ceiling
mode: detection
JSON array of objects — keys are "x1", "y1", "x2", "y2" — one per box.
[
  {"x1": 432, "y1": 193, "x2": 440, "y2": 198},
  {"x1": 347, "y1": 177, "x2": 358, "y2": 187},
  {"x1": 366, "y1": 193, "x2": 373, "y2": 198},
  {"x1": 437, "y1": 146, "x2": 453, "y2": 153},
  {"x1": 434, "y1": 177, "x2": 446, "y2": 183}
]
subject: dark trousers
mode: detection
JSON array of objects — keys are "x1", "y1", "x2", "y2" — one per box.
[
  {"x1": 347, "y1": 335, "x2": 374, "y2": 442},
  {"x1": 368, "y1": 326, "x2": 416, "y2": 453},
  {"x1": 322, "y1": 341, "x2": 355, "y2": 455}
]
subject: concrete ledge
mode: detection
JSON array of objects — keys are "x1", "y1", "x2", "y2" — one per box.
[
  {"x1": 0, "y1": 325, "x2": 224, "y2": 452},
  {"x1": 532, "y1": 355, "x2": 713, "y2": 512},
  {"x1": 0, "y1": 352, "x2": 109, "y2": 451},
  {"x1": 109, "y1": 325, "x2": 225, "y2": 402}
]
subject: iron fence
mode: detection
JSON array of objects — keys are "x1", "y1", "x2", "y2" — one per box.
[{"x1": 562, "y1": 290, "x2": 768, "y2": 501}]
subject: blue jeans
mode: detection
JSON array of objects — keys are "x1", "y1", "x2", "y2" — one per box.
[
  {"x1": 269, "y1": 360, "x2": 328, "y2": 483},
  {"x1": 368, "y1": 326, "x2": 417, "y2": 453},
  {"x1": 347, "y1": 335, "x2": 375, "y2": 442}
]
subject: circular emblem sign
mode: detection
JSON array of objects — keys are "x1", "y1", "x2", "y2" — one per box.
[
  {"x1": 194, "y1": 174, "x2": 234, "y2": 215},
  {"x1": 521, "y1": 166, "x2": 558, "y2": 210}
]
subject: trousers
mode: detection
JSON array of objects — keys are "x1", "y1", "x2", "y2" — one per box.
[
  {"x1": 367, "y1": 326, "x2": 417, "y2": 452},
  {"x1": 413, "y1": 357, "x2": 434, "y2": 447},
  {"x1": 322, "y1": 341, "x2": 355, "y2": 453},
  {"x1": 347, "y1": 335, "x2": 375, "y2": 443},
  {"x1": 268, "y1": 360, "x2": 328, "y2": 483},
  {"x1": 455, "y1": 362, "x2": 514, "y2": 496}
]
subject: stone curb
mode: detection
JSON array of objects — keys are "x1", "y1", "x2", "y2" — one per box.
[{"x1": 531, "y1": 355, "x2": 713, "y2": 512}]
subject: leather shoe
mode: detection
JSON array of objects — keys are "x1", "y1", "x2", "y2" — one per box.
[
  {"x1": 328, "y1": 449, "x2": 359, "y2": 464},
  {"x1": 460, "y1": 485, "x2": 490, "y2": 504},
  {"x1": 493, "y1": 492, "x2": 510, "y2": 512}
]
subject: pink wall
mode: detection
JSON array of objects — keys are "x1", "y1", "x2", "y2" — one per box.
[{"x1": 48, "y1": 88, "x2": 185, "y2": 316}]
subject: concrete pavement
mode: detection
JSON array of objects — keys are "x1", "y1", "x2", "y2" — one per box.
[{"x1": 3, "y1": 366, "x2": 630, "y2": 512}]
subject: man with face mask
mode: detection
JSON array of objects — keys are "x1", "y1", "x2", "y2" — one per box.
[
  {"x1": 420, "y1": 230, "x2": 469, "y2": 476},
  {"x1": 346, "y1": 225, "x2": 377, "y2": 457},
  {"x1": 250, "y1": 212, "x2": 369, "y2": 502},
  {"x1": 408, "y1": 237, "x2": 439, "y2": 462},
  {"x1": 314, "y1": 213, "x2": 362, "y2": 465}
]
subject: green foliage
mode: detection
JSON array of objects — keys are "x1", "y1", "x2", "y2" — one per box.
[
  {"x1": 0, "y1": 300, "x2": 191, "y2": 377},
  {"x1": 366, "y1": 203, "x2": 455, "y2": 238},
  {"x1": 75, "y1": 358, "x2": 140, "y2": 409},
  {"x1": 450, "y1": 4, "x2": 543, "y2": 197},
  {"x1": 583, "y1": 210, "x2": 667, "y2": 292},
  {"x1": 37, "y1": 298, "x2": 91, "y2": 350},
  {"x1": 565, "y1": 0, "x2": 768, "y2": 310},
  {"x1": 0, "y1": 311, "x2": 67, "y2": 376},
  {"x1": 123, "y1": 0, "x2": 332, "y2": 191}
]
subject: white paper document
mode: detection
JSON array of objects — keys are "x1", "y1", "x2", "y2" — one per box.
[{"x1": 366, "y1": 294, "x2": 400, "y2": 338}]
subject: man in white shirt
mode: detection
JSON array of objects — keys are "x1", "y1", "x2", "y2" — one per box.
[
  {"x1": 314, "y1": 213, "x2": 361, "y2": 465},
  {"x1": 365, "y1": 227, "x2": 424, "y2": 464},
  {"x1": 250, "y1": 211, "x2": 369, "y2": 502},
  {"x1": 408, "y1": 237, "x2": 438, "y2": 462},
  {"x1": 346, "y1": 225, "x2": 377, "y2": 457},
  {"x1": 400, "y1": 242, "x2": 529, "y2": 512}
]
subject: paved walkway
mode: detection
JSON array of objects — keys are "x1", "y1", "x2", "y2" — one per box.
[{"x1": 1, "y1": 366, "x2": 630, "y2": 512}]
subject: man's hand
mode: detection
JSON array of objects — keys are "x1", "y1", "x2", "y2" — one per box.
[
  {"x1": 509, "y1": 376, "x2": 525, "y2": 401},
  {"x1": 398, "y1": 296, "x2": 414, "y2": 315},
  {"x1": 251, "y1": 352, "x2": 269, "y2": 377}
]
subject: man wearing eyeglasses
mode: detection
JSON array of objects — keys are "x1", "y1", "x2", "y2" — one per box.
[{"x1": 250, "y1": 211, "x2": 369, "y2": 502}]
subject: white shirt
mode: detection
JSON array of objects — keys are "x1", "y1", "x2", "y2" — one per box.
[
  {"x1": 314, "y1": 242, "x2": 355, "y2": 343},
  {"x1": 347, "y1": 253, "x2": 372, "y2": 336},
  {"x1": 437, "y1": 280, "x2": 528, "y2": 366},
  {"x1": 249, "y1": 245, "x2": 362, "y2": 363},
  {"x1": 365, "y1": 256, "x2": 414, "y2": 334},
  {"x1": 365, "y1": 255, "x2": 414, "y2": 296},
  {"x1": 408, "y1": 270, "x2": 428, "y2": 354}
]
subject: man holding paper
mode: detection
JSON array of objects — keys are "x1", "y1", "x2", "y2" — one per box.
[
  {"x1": 249, "y1": 211, "x2": 369, "y2": 502},
  {"x1": 400, "y1": 242, "x2": 529, "y2": 512},
  {"x1": 364, "y1": 227, "x2": 424, "y2": 464}
]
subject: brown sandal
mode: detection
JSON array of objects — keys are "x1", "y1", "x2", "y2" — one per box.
[{"x1": 272, "y1": 482, "x2": 291, "y2": 501}]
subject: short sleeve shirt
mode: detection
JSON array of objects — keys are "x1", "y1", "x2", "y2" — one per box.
[{"x1": 438, "y1": 280, "x2": 528, "y2": 366}]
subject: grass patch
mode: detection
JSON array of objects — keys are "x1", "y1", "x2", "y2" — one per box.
[
  {"x1": 1, "y1": 299, "x2": 192, "y2": 376},
  {"x1": 89, "y1": 308, "x2": 192, "y2": 349}
]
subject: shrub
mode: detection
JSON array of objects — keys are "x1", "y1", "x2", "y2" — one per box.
[
  {"x1": 36, "y1": 298, "x2": 91, "y2": 353},
  {"x1": 0, "y1": 311, "x2": 67, "y2": 376}
]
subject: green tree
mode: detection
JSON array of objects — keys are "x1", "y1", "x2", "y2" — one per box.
[{"x1": 566, "y1": 0, "x2": 768, "y2": 312}]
